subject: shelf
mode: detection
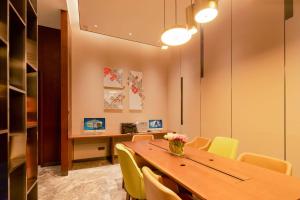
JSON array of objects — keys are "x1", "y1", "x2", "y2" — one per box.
[
  {"x1": 0, "y1": 0, "x2": 7, "y2": 42},
  {"x1": 10, "y1": 132, "x2": 25, "y2": 137},
  {"x1": 27, "y1": 73, "x2": 37, "y2": 123},
  {"x1": 0, "y1": 133, "x2": 8, "y2": 200},
  {"x1": 9, "y1": 5, "x2": 26, "y2": 90},
  {"x1": 26, "y1": 127, "x2": 37, "y2": 197},
  {"x1": 0, "y1": 129, "x2": 8, "y2": 134},
  {"x1": 27, "y1": 2, "x2": 37, "y2": 69},
  {"x1": 0, "y1": 35, "x2": 7, "y2": 45},
  {"x1": 27, "y1": 121, "x2": 37, "y2": 128},
  {"x1": 0, "y1": 40, "x2": 7, "y2": 131},
  {"x1": 27, "y1": 0, "x2": 37, "y2": 17},
  {"x1": 27, "y1": 62, "x2": 37, "y2": 73},
  {"x1": 9, "y1": 85, "x2": 26, "y2": 94},
  {"x1": 9, "y1": 156, "x2": 25, "y2": 173},
  {"x1": 27, "y1": 178, "x2": 37, "y2": 194},
  {"x1": 9, "y1": 90, "x2": 26, "y2": 136},
  {"x1": 9, "y1": 0, "x2": 25, "y2": 24},
  {"x1": 27, "y1": 181, "x2": 37, "y2": 200},
  {"x1": 9, "y1": 2, "x2": 25, "y2": 26},
  {"x1": 10, "y1": 161, "x2": 26, "y2": 200}
]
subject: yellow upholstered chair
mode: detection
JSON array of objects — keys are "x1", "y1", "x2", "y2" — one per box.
[
  {"x1": 132, "y1": 134, "x2": 154, "y2": 142},
  {"x1": 238, "y1": 152, "x2": 292, "y2": 176},
  {"x1": 208, "y1": 137, "x2": 239, "y2": 159},
  {"x1": 115, "y1": 144, "x2": 146, "y2": 200},
  {"x1": 142, "y1": 167, "x2": 182, "y2": 200},
  {"x1": 185, "y1": 137, "x2": 211, "y2": 151}
]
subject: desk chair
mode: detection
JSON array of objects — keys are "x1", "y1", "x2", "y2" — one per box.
[
  {"x1": 238, "y1": 152, "x2": 292, "y2": 176},
  {"x1": 132, "y1": 134, "x2": 154, "y2": 142},
  {"x1": 185, "y1": 137, "x2": 211, "y2": 151},
  {"x1": 142, "y1": 167, "x2": 182, "y2": 200},
  {"x1": 208, "y1": 137, "x2": 239, "y2": 159},
  {"x1": 116, "y1": 144, "x2": 146, "y2": 200}
]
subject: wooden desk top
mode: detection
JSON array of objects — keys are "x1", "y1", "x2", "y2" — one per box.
[
  {"x1": 69, "y1": 130, "x2": 170, "y2": 139},
  {"x1": 123, "y1": 139, "x2": 300, "y2": 200}
]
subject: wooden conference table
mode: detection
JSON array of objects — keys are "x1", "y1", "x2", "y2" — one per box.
[{"x1": 123, "y1": 139, "x2": 300, "y2": 200}]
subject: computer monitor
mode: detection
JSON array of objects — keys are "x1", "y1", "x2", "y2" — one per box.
[
  {"x1": 84, "y1": 118, "x2": 106, "y2": 132},
  {"x1": 148, "y1": 120, "x2": 163, "y2": 130}
]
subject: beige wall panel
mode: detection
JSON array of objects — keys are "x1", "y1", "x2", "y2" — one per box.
[
  {"x1": 232, "y1": 0, "x2": 284, "y2": 158},
  {"x1": 286, "y1": 1, "x2": 300, "y2": 177},
  {"x1": 181, "y1": 35, "x2": 201, "y2": 139},
  {"x1": 71, "y1": 30, "x2": 171, "y2": 136},
  {"x1": 167, "y1": 50, "x2": 181, "y2": 134},
  {"x1": 200, "y1": 0, "x2": 232, "y2": 139}
]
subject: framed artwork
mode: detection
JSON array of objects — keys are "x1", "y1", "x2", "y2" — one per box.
[
  {"x1": 128, "y1": 71, "x2": 145, "y2": 110},
  {"x1": 103, "y1": 67, "x2": 123, "y2": 88},
  {"x1": 84, "y1": 118, "x2": 106, "y2": 132},
  {"x1": 104, "y1": 90, "x2": 125, "y2": 110}
]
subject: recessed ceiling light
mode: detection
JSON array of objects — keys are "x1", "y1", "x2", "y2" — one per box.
[
  {"x1": 129, "y1": 33, "x2": 133, "y2": 36},
  {"x1": 94, "y1": 24, "x2": 98, "y2": 28}
]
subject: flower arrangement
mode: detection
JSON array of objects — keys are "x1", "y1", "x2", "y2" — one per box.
[{"x1": 164, "y1": 133, "x2": 188, "y2": 156}]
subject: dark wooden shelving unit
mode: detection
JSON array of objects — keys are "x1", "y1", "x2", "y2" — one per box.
[{"x1": 0, "y1": 0, "x2": 39, "y2": 199}]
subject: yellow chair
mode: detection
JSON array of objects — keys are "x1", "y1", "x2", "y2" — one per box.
[
  {"x1": 142, "y1": 166, "x2": 182, "y2": 200},
  {"x1": 238, "y1": 152, "x2": 292, "y2": 176},
  {"x1": 115, "y1": 144, "x2": 146, "y2": 200},
  {"x1": 185, "y1": 137, "x2": 211, "y2": 151},
  {"x1": 208, "y1": 137, "x2": 239, "y2": 159},
  {"x1": 132, "y1": 134, "x2": 154, "y2": 142}
]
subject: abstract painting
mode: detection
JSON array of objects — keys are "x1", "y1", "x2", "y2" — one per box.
[
  {"x1": 103, "y1": 67, "x2": 123, "y2": 88},
  {"x1": 128, "y1": 71, "x2": 145, "y2": 110},
  {"x1": 104, "y1": 90, "x2": 125, "y2": 110}
]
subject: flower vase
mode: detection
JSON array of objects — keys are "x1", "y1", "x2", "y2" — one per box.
[{"x1": 169, "y1": 141, "x2": 184, "y2": 156}]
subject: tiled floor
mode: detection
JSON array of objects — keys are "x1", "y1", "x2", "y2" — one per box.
[{"x1": 38, "y1": 162, "x2": 126, "y2": 200}]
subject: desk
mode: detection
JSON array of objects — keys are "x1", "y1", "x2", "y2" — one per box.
[
  {"x1": 123, "y1": 139, "x2": 300, "y2": 200},
  {"x1": 69, "y1": 131, "x2": 170, "y2": 164}
]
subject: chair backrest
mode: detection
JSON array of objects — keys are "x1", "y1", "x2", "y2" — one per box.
[
  {"x1": 185, "y1": 137, "x2": 211, "y2": 150},
  {"x1": 132, "y1": 134, "x2": 154, "y2": 142},
  {"x1": 142, "y1": 167, "x2": 182, "y2": 200},
  {"x1": 238, "y1": 152, "x2": 292, "y2": 176},
  {"x1": 115, "y1": 144, "x2": 145, "y2": 199},
  {"x1": 208, "y1": 137, "x2": 239, "y2": 159}
]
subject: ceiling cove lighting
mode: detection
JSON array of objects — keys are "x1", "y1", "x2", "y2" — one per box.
[
  {"x1": 194, "y1": 0, "x2": 218, "y2": 24},
  {"x1": 161, "y1": 0, "x2": 191, "y2": 46},
  {"x1": 186, "y1": 4, "x2": 198, "y2": 35}
]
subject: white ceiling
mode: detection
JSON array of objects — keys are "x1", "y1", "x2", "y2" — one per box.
[
  {"x1": 38, "y1": 0, "x2": 67, "y2": 29},
  {"x1": 78, "y1": 0, "x2": 191, "y2": 47}
]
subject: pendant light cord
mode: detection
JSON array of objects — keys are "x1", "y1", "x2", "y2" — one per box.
[
  {"x1": 175, "y1": 0, "x2": 178, "y2": 24},
  {"x1": 164, "y1": 0, "x2": 166, "y2": 29}
]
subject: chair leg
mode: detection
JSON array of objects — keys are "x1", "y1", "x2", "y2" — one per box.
[{"x1": 126, "y1": 193, "x2": 130, "y2": 200}]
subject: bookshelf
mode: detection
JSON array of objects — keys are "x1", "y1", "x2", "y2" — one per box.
[{"x1": 0, "y1": 0, "x2": 39, "y2": 199}]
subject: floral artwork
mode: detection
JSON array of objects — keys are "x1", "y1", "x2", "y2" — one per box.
[
  {"x1": 104, "y1": 90, "x2": 125, "y2": 110},
  {"x1": 128, "y1": 71, "x2": 145, "y2": 110},
  {"x1": 103, "y1": 67, "x2": 123, "y2": 88}
]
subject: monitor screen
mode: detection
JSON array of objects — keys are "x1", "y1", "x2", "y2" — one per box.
[
  {"x1": 84, "y1": 118, "x2": 106, "y2": 131},
  {"x1": 149, "y1": 120, "x2": 163, "y2": 129}
]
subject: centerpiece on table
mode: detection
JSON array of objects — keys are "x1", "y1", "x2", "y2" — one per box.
[{"x1": 164, "y1": 133, "x2": 188, "y2": 156}]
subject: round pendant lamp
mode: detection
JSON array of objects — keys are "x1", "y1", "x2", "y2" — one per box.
[
  {"x1": 194, "y1": 0, "x2": 218, "y2": 24},
  {"x1": 161, "y1": 0, "x2": 191, "y2": 46}
]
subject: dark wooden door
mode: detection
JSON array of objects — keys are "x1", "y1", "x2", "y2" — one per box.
[{"x1": 38, "y1": 26, "x2": 61, "y2": 166}]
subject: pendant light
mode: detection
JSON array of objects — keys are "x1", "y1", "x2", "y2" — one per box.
[
  {"x1": 186, "y1": 1, "x2": 198, "y2": 35},
  {"x1": 161, "y1": 0, "x2": 191, "y2": 46},
  {"x1": 194, "y1": 0, "x2": 218, "y2": 24}
]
